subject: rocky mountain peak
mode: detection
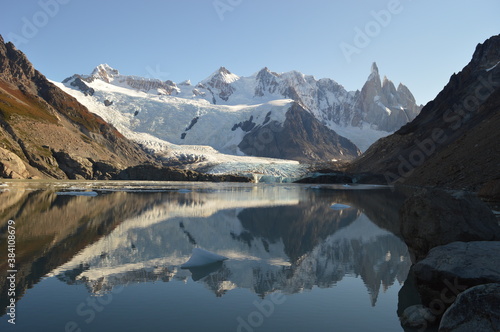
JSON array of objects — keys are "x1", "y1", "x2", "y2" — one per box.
[
  {"x1": 382, "y1": 76, "x2": 397, "y2": 95},
  {"x1": 255, "y1": 67, "x2": 279, "y2": 96},
  {"x1": 0, "y1": 34, "x2": 38, "y2": 86},
  {"x1": 205, "y1": 66, "x2": 239, "y2": 84},
  {"x1": 256, "y1": 67, "x2": 274, "y2": 78},
  {"x1": 355, "y1": 62, "x2": 421, "y2": 131},
  {"x1": 91, "y1": 64, "x2": 119, "y2": 83},
  {"x1": 202, "y1": 66, "x2": 239, "y2": 102},
  {"x1": 470, "y1": 34, "x2": 500, "y2": 70},
  {"x1": 369, "y1": 62, "x2": 380, "y2": 80},
  {"x1": 218, "y1": 66, "x2": 231, "y2": 75}
]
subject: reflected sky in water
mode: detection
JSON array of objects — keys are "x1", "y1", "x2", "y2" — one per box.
[{"x1": 0, "y1": 181, "x2": 411, "y2": 331}]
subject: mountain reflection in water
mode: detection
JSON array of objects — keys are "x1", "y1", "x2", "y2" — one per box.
[{"x1": 0, "y1": 182, "x2": 411, "y2": 319}]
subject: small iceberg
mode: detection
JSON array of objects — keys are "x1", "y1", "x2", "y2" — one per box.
[
  {"x1": 181, "y1": 248, "x2": 228, "y2": 269},
  {"x1": 330, "y1": 203, "x2": 351, "y2": 210}
]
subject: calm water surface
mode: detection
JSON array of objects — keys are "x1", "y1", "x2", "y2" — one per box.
[{"x1": 0, "y1": 181, "x2": 416, "y2": 331}]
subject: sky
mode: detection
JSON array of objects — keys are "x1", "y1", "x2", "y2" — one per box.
[{"x1": 1, "y1": 0, "x2": 499, "y2": 105}]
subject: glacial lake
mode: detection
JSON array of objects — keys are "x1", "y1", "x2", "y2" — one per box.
[{"x1": 0, "y1": 181, "x2": 420, "y2": 331}]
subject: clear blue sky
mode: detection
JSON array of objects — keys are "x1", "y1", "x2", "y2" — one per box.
[{"x1": 1, "y1": 0, "x2": 499, "y2": 104}]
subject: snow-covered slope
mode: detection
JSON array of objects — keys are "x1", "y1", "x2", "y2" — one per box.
[{"x1": 57, "y1": 63, "x2": 421, "y2": 169}]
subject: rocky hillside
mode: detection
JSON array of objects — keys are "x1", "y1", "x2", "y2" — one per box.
[
  {"x1": 349, "y1": 34, "x2": 500, "y2": 195},
  {"x1": 0, "y1": 35, "x2": 155, "y2": 179}
]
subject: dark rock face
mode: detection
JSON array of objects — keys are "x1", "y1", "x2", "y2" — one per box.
[
  {"x1": 350, "y1": 34, "x2": 500, "y2": 192},
  {"x1": 52, "y1": 150, "x2": 94, "y2": 179},
  {"x1": 117, "y1": 164, "x2": 251, "y2": 182},
  {"x1": 412, "y1": 241, "x2": 500, "y2": 307},
  {"x1": 63, "y1": 76, "x2": 95, "y2": 96},
  {"x1": 439, "y1": 283, "x2": 500, "y2": 332},
  {"x1": 238, "y1": 102, "x2": 361, "y2": 162},
  {"x1": 232, "y1": 115, "x2": 256, "y2": 132},
  {"x1": 185, "y1": 117, "x2": 199, "y2": 131},
  {"x1": 399, "y1": 189, "x2": 500, "y2": 261}
]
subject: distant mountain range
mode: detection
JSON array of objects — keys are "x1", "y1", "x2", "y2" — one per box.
[{"x1": 57, "y1": 61, "x2": 422, "y2": 164}]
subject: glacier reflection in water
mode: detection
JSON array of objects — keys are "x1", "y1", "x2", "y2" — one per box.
[{"x1": 0, "y1": 181, "x2": 411, "y2": 331}]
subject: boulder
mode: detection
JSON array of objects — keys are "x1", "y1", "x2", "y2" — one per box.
[
  {"x1": 412, "y1": 241, "x2": 500, "y2": 306},
  {"x1": 52, "y1": 150, "x2": 93, "y2": 179},
  {"x1": 400, "y1": 189, "x2": 500, "y2": 261},
  {"x1": 0, "y1": 147, "x2": 29, "y2": 179},
  {"x1": 400, "y1": 304, "x2": 437, "y2": 329},
  {"x1": 439, "y1": 283, "x2": 500, "y2": 332},
  {"x1": 92, "y1": 161, "x2": 120, "y2": 180}
]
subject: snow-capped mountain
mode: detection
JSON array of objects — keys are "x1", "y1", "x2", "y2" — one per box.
[{"x1": 56, "y1": 63, "x2": 421, "y2": 169}]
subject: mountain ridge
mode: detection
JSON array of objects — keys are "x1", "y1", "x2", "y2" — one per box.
[{"x1": 59, "y1": 61, "x2": 422, "y2": 166}]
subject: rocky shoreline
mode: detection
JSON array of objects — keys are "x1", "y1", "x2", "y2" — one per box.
[{"x1": 397, "y1": 188, "x2": 500, "y2": 331}]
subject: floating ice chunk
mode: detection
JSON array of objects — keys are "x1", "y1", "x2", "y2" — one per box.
[
  {"x1": 181, "y1": 248, "x2": 228, "y2": 268},
  {"x1": 330, "y1": 203, "x2": 351, "y2": 210},
  {"x1": 56, "y1": 191, "x2": 98, "y2": 197}
]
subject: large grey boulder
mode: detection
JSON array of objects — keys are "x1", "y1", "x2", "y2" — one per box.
[
  {"x1": 0, "y1": 147, "x2": 29, "y2": 179},
  {"x1": 439, "y1": 283, "x2": 500, "y2": 332},
  {"x1": 400, "y1": 189, "x2": 500, "y2": 261},
  {"x1": 412, "y1": 241, "x2": 500, "y2": 305},
  {"x1": 400, "y1": 304, "x2": 437, "y2": 329}
]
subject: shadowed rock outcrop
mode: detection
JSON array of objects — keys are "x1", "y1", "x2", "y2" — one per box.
[{"x1": 399, "y1": 189, "x2": 500, "y2": 261}]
